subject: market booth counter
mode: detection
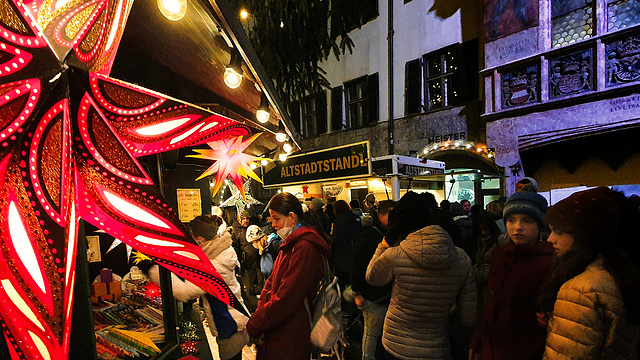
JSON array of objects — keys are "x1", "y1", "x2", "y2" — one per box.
[{"x1": 0, "y1": 0, "x2": 295, "y2": 359}]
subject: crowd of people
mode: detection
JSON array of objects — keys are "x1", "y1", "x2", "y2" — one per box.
[{"x1": 153, "y1": 178, "x2": 640, "y2": 360}]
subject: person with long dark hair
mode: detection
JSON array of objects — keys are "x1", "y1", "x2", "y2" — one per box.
[
  {"x1": 539, "y1": 187, "x2": 640, "y2": 359},
  {"x1": 366, "y1": 192, "x2": 477, "y2": 360},
  {"x1": 469, "y1": 191, "x2": 554, "y2": 360},
  {"x1": 245, "y1": 193, "x2": 331, "y2": 360}
]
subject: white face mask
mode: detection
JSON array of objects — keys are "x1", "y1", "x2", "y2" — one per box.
[{"x1": 277, "y1": 218, "x2": 294, "y2": 240}]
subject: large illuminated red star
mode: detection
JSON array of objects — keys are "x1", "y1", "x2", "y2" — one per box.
[
  {"x1": 0, "y1": 1, "x2": 252, "y2": 359},
  {"x1": 189, "y1": 133, "x2": 264, "y2": 199}
]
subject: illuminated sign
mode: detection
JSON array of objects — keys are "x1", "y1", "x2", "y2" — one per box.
[{"x1": 263, "y1": 142, "x2": 370, "y2": 187}]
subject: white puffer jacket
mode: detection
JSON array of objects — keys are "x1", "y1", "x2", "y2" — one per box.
[
  {"x1": 544, "y1": 258, "x2": 639, "y2": 360},
  {"x1": 366, "y1": 225, "x2": 477, "y2": 360}
]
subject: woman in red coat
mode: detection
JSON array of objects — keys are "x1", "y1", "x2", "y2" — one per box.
[
  {"x1": 470, "y1": 191, "x2": 554, "y2": 360},
  {"x1": 246, "y1": 193, "x2": 331, "y2": 360}
]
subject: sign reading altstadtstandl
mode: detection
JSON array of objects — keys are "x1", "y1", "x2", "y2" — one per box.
[{"x1": 263, "y1": 142, "x2": 371, "y2": 187}]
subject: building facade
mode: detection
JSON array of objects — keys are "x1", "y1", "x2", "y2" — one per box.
[
  {"x1": 482, "y1": 0, "x2": 640, "y2": 197},
  {"x1": 285, "y1": 0, "x2": 501, "y2": 206}
]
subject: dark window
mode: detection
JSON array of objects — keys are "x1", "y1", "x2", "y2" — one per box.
[
  {"x1": 423, "y1": 45, "x2": 459, "y2": 110},
  {"x1": 330, "y1": 86, "x2": 343, "y2": 131},
  {"x1": 300, "y1": 92, "x2": 327, "y2": 137},
  {"x1": 331, "y1": 0, "x2": 378, "y2": 35},
  {"x1": 289, "y1": 100, "x2": 301, "y2": 134},
  {"x1": 345, "y1": 76, "x2": 367, "y2": 129},
  {"x1": 405, "y1": 58, "x2": 422, "y2": 114}
]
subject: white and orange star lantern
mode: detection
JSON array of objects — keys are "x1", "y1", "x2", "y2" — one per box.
[{"x1": 189, "y1": 133, "x2": 266, "y2": 200}]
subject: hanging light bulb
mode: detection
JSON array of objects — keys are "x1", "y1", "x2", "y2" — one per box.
[
  {"x1": 224, "y1": 51, "x2": 243, "y2": 89},
  {"x1": 256, "y1": 94, "x2": 270, "y2": 123},
  {"x1": 275, "y1": 123, "x2": 287, "y2": 142},
  {"x1": 249, "y1": 163, "x2": 257, "y2": 170},
  {"x1": 261, "y1": 159, "x2": 269, "y2": 166},
  {"x1": 239, "y1": 8, "x2": 249, "y2": 20},
  {"x1": 278, "y1": 153, "x2": 288, "y2": 162},
  {"x1": 283, "y1": 143, "x2": 293, "y2": 153},
  {"x1": 158, "y1": 0, "x2": 187, "y2": 21}
]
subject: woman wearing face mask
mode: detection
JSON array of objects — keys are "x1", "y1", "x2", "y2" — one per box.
[
  {"x1": 245, "y1": 193, "x2": 331, "y2": 360},
  {"x1": 538, "y1": 187, "x2": 640, "y2": 359}
]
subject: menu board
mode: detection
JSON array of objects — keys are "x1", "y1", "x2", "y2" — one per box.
[{"x1": 177, "y1": 188, "x2": 202, "y2": 222}]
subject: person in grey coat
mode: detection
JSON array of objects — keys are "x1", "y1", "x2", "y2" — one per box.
[{"x1": 366, "y1": 192, "x2": 477, "y2": 360}]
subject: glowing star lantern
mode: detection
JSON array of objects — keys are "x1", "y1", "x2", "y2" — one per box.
[
  {"x1": 0, "y1": 2, "x2": 253, "y2": 359},
  {"x1": 143, "y1": 282, "x2": 162, "y2": 300},
  {"x1": 189, "y1": 133, "x2": 264, "y2": 199},
  {"x1": 220, "y1": 180, "x2": 262, "y2": 220},
  {"x1": 132, "y1": 251, "x2": 152, "y2": 265}
]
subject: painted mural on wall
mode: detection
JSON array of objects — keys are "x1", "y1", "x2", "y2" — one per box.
[
  {"x1": 549, "y1": 48, "x2": 593, "y2": 98},
  {"x1": 606, "y1": 35, "x2": 640, "y2": 87},
  {"x1": 484, "y1": 0, "x2": 539, "y2": 41},
  {"x1": 501, "y1": 64, "x2": 539, "y2": 108}
]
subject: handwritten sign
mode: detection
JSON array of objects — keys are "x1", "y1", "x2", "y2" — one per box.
[
  {"x1": 86, "y1": 236, "x2": 101, "y2": 263},
  {"x1": 177, "y1": 188, "x2": 202, "y2": 222}
]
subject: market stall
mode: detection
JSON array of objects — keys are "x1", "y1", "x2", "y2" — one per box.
[{"x1": 0, "y1": 0, "x2": 294, "y2": 359}]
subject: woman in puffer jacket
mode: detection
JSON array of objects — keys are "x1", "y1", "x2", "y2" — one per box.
[
  {"x1": 366, "y1": 191, "x2": 477, "y2": 360},
  {"x1": 150, "y1": 214, "x2": 250, "y2": 360},
  {"x1": 539, "y1": 187, "x2": 640, "y2": 359}
]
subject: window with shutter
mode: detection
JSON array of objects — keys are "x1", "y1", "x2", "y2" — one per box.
[
  {"x1": 289, "y1": 100, "x2": 301, "y2": 134},
  {"x1": 367, "y1": 73, "x2": 379, "y2": 124},
  {"x1": 423, "y1": 44, "x2": 460, "y2": 110},
  {"x1": 301, "y1": 92, "x2": 328, "y2": 137},
  {"x1": 345, "y1": 76, "x2": 368, "y2": 129},
  {"x1": 457, "y1": 39, "x2": 479, "y2": 103}
]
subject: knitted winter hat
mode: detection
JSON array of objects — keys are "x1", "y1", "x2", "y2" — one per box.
[
  {"x1": 450, "y1": 202, "x2": 464, "y2": 216},
  {"x1": 246, "y1": 225, "x2": 264, "y2": 243},
  {"x1": 503, "y1": 191, "x2": 548, "y2": 226},
  {"x1": 310, "y1": 197, "x2": 325, "y2": 211},
  {"x1": 517, "y1": 177, "x2": 539, "y2": 192},
  {"x1": 188, "y1": 218, "x2": 218, "y2": 240},
  {"x1": 545, "y1": 187, "x2": 619, "y2": 249}
]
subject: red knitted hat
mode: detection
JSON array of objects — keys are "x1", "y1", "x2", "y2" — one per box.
[{"x1": 545, "y1": 187, "x2": 619, "y2": 248}]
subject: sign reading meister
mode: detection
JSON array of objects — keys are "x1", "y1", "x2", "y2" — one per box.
[{"x1": 263, "y1": 142, "x2": 370, "y2": 187}]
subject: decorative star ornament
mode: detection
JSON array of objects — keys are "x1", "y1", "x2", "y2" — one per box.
[
  {"x1": 0, "y1": 2, "x2": 252, "y2": 359},
  {"x1": 132, "y1": 251, "x2": 152, "y2": 265},
  {"x1": 220, "y1": 179, "x2": 262, "y2": 220},
  {"x1": 106, "y1": 238, "x2": 133, "y2": 262},
  {"x1": 189, "y1": 133, "x2": 264, "y2": 200}
]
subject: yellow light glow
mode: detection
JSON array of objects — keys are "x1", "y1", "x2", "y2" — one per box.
[
  {"x1": 135, "y1": 235, "x2": 185, "y2": 247},
  {"x1": 240, "y1": 9, "x2": 249, "y2": 19},
  {"x1": 8, "y1": 202, "x2": 46, "y2": 294},
  {"x1": 283, "y1": 143, "x2": 293, "y2": 153},
  {"x1": 102, "y1": 190, "x2": 171, "y2": 229},
  {"x1": 1, "y1": 279, "x2": 45, "y2": 332},
  {"x1": 224, "y1": 68, "x2": 242, "y2": 89},
  {"x1": 275, "y1": 132, "x2": 287, "y2": 143},
  {"x1": 158, "y1": 0, "x2": 187, "y2": 21},
  {"x1": 256, "y1": 109, "x2": 270, "y2": 123},
  {"x1": 135, "y1": 117, "x2": 191, "y2": 136},
  {"x1": 29, "y1": 331, "x2": 51, "y2": 360},
  {"x1": 368, "y1": 179, "x2": 390, "y2": 192},
  {"x1": 278, "y1": 153, "x2": 287, "y2": 162}
]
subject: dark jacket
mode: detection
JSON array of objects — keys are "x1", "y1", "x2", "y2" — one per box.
[
  {"x1": 246, "y1": 226, "x2": 331, "y2": 360},
  {"x1": 332, "y1": 210, "x2": 362, "y2": 273},
  {"x1": 230, "y1": 222, "x2": 258, "y2": 269},
  {"x1": 470, "y1": 239, "x2": 554, "y2": 360},
  {"x1": 351, "y1": 217, "x2": 392, "y2": 304}
]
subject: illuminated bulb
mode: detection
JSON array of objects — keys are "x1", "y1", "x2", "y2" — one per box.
[
  {"x1": 466, "y1": 144, "x2": 473, "y2": 149},
  {"x1": 280, "y1": 21, "x2": 284, "y2": 28},
  {"x1": 476, "y1": 147, "x2": 483, "y2": 153},
  {"x1": 256, "y1": 109, "x2": 270, "y2": 123},
  {"x1": 158, "y1": 0, "x2": 187, "y2": 21},
  {"x1": 240, "y1": 9, "x2": 249, "y2": 19},
  {"x1": 488, "y1": 154, "x2": 493, "y2": 158},
  {"x1": 275, "y1": 131, "x2": 287, "y2": 143},
  {"x1": 455, "y1": 142, "x2": 461, "y2": 147},
  {"x1": 224, "y1": 68, "x2": 242, "y2": 89},
  {"x1": 249, "y1": 163, "x2": 257, "y2": 170},
  {"x1": 210, "y1": 182, "x2": 214, "y2": 187},
  {"x1": 283, "y1": 143, "x2": 293, "y2": 153},
  {"x1": 444, "y1": 142, "x2": 450, "y2": 147},
  {"x1": 261, "y1": 159, "x2": 269, "y2": 166},
  {"x1": 278, "y1": 153, "x2": 287, "y2": 162}
]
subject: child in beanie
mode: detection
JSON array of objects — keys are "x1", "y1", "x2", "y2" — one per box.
[
  {"x1": 470, "y1": 191, "x2": 555, "y2": 360},
  {"x1": 538, "y1": 187, "x2": 640, "y2": 360}
]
